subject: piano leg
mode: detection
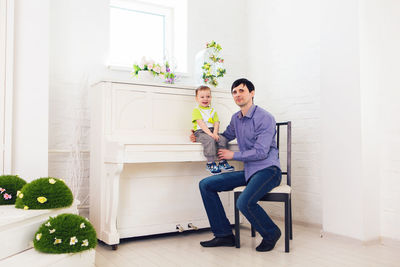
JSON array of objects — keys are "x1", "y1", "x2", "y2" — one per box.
[{"x1": 102, "y1": 163, "x2": 124, "y2": 246}]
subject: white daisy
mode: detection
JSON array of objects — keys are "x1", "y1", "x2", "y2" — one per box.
[
  {"x1": 36, "y1": 233, "x2": 42, "y2": 241},
  {"x1": 70, "y1": 236, "x2": 78, "y2": 245},
  {"x1": 81, "y1": 239, "x2": 89, "y2": 247}
]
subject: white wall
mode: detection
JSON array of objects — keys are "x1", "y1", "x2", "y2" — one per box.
[
  {"x1": 320, "y1": 0, "x2": 365, "y2": 240},
  {"x1": 359, "y1": 0, "x2": 382, "y2": 242},
  {"x1": 321, "y1": 0, "x2": 400, "y2": 241},
  {"x1": 12, "y1": 0, "x2": 49, "y2": 181},
  {"x1": 187, "y1": 0, "x2": 248, "y2": 88},
  {"x1": 247, "y1": 0, "x2": 322, "y2": 225},
  {"x1": 379, "y1": 0, "x2": 400, "y2": 241}
]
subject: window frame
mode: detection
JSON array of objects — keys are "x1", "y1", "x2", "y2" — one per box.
[{"x1": 108, "y1": 0, "x2": 187, "y2": 73}]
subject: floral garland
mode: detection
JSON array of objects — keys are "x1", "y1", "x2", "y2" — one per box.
[
  {"x1": 132, "y1": 57, "x2": 177, "y2": 84},
  {"x1": 202, "y1": 41, "x2": 226, "y2": 87}
]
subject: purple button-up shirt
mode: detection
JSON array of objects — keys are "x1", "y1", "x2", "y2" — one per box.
[{"x1": 221, "y1": 105, "x2": 280, "y2": 182}]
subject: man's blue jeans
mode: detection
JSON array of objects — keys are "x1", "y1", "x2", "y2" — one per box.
[{"x1": 199, "y1": 166, "x2": 282, "y2": 239}]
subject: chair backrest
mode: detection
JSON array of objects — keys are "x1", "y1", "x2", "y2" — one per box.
[{"x1": 276, "y1": 121, "x2": 292, "y2": 186}]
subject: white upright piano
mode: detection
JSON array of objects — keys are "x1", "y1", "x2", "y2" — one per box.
[{"x1": 89, "y1": 81, "x2": 241, "y2": 249}]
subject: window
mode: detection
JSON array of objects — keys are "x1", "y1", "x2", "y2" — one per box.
[{"x1": 109, "y1": 0, "x2": 187, "y2": 72}]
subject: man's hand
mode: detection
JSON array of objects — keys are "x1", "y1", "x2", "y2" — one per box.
[
  {"x1": 218, "y1": 149, "x2": 234, "y2": 160},
  {"x1": 190, "y1": 130, "x2": 196, "y2": 142}
]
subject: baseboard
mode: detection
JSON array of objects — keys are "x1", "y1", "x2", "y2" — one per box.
[
  {"x1": 381, "y1": 236, "x2": 400, "y2": 248},
  {"x1": 319, "y1": 231, "x2": 400, "y2": 247}
]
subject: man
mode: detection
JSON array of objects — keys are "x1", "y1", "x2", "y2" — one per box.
[{"x1": 196, "y1": 78, "x2": 282, "y2": 252}]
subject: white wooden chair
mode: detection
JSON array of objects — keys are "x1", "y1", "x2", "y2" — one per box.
[{"x1": 234, "y1": 121, "x2": 292, "y2": 252}]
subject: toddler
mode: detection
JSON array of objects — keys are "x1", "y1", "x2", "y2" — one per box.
[{"x1": 192, "y1": 86, "x2": 234, "y2": 174}]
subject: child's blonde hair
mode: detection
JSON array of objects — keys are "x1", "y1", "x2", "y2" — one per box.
[{"x1": 195, "y1": 85, "x2": 211, "y2": 96}]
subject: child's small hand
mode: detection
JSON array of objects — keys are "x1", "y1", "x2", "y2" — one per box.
[
  {"x1": 208, "y1": 133, "x2": 217, "y2": 141},
  {"x1": 213, "y1": 133, "x2": 220, "y2": 141}
]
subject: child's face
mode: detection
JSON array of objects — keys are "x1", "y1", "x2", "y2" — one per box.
[{"x1": 196, "y1": 90, "x2": 212, "y2": 107}]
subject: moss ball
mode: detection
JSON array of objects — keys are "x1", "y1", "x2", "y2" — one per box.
[
  {"x1": 33, "y1": 213, "x2": 97, "y2": 253},
  {"x1": 15, "y1": 177, "x2": 73, "y2": 210},
  {"x1": 0, "y1": 175, "x2": 27, "y2": 205}
]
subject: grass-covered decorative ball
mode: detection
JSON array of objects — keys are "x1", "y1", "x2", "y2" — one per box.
[
  {"x1": 0, "y1": 175, "x2": 27, "y2": 205},
  {"x1": 33, "y1": 213, "x2": 97, "y2": 253},
  {"x1": 15, "y1": 177, "x2": 73, "y2": 210}
]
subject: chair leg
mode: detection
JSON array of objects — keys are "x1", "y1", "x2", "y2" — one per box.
[
  {"x1": 251, "y1": 225, "x2": 256, "y2": 237},
  {"x1": 234, "y1": 192, "x2": 240, "y2": 248},
  {"x1": 284, "y1": 198, "x2": 290, "y2": 253},
  {"x1": 289, "y1": 197, "x2": 293, "y2": 240}
]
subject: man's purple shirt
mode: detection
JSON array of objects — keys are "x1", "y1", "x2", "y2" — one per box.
[{"x1": 221, "y1": 105, "x2": 280, "y2": 182}]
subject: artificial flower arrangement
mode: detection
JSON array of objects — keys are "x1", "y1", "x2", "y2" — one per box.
[
  {"x1": 34, "y1": 213, "x2": 97, "y2": 253},
  {"x1": 132, "y1": 56, "x2": 177, "y2": 84},
  {"x1": 202, "y1": 41, "x2": 226, "y2": 87},
  {"x1": 0, "y1": 175, "x2": 27, "y2": 205},
  {"x1": 15, "y1": 177, "x2": 73, "y2": 210}
]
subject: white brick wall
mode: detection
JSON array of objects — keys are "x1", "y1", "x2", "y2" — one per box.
[
  {"x1": 247, "y1": 0, "x2": 322, "y2": 225},
  {"x1": 49, "y1": 80, "x2": 91, "y2": 213}
]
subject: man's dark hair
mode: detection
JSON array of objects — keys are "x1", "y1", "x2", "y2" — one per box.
[{"x1": 231, "y1": 78, "x2": 255, "y2": 93}]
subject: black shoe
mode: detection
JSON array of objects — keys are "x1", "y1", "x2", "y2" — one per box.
[
  {"x1": 200, "y1": 234, "x2": 235, "y2": 247},
  {"x1": 256, "y1": 229, "x2": 281, "y2": 252}
]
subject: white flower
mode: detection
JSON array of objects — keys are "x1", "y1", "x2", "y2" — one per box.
[
  {"x1": 19, "y1": 193, "x2": 24, "y2": 198},
  {"x1": 147, "y1": 63, "x2": 153, "y2": 70},
  {"x1": 54, "y1": 238, "x2": 62, "y2": 245},
  {"x1": 49, "y1": 229, "x2": 56, "y2": 234},
  {"x1": 70, "y1": 236, "x2": 78, "y2": 245},
  {"x1": 161, "y1": 65, "x2": 166, "y2": 73},
  {"x1": 80, "y1": 222, "x2": 86, "y2": 229},
  {"x1": 36, "y1": 233, "x2": 42, "y2": 241},
  {"x1": 81, "y1": 239, "x2": 89, "y2": 247},
  {"x1": 23, "y1": 206, "x2": 29, "y2": 210},
  {"x1": 45, "y1": 221, "x2": 51, "y2": 227},
  {"x1": 153, "y1": 65, "x2": 161, "y2": 73},
  {"x1": 49, "y1": 178, "x2": 56, "y2": 184},
  {"x1": 16, "y1": 190, "x2": 21, "y2": 197}
]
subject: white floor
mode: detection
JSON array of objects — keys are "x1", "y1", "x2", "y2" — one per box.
[{"x1": 95, "y1": 222, "x2": 400, "y2": 267}]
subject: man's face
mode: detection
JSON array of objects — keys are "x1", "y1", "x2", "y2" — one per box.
[
  {"x1": 196, "y1": 89, "x2": 212, "y2": 107},
  {"x1": 231, "y1": 84, "x2": 254, "y2": 107}
]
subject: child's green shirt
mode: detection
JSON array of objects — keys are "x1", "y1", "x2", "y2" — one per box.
[{"x1": 192, "y1": 106, "x2": 219, "y2": 131}]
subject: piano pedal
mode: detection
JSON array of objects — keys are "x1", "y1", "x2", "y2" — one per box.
[
  {"x1": 188, "y1": 223, "x2": 198, "y2": 230},
  {"x1": 176, "y1": 224, "x2": 184, "y2": 232}
]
